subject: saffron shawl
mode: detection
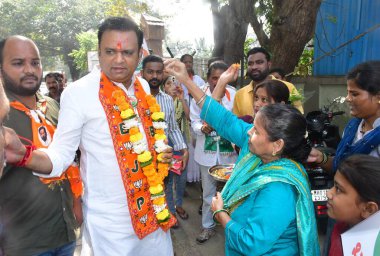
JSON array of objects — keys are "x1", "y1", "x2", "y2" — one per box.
[{"x1": 98, "y1": 72, "x2": 175, "y2": 239}]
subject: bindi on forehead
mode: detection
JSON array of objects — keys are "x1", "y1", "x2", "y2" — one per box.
[
  {"x1": 117, "y1": 41, "x2": 122, "y2": 50},
  {"x1": 114, "y1": 35, "x2": 129, "y2": 49}
]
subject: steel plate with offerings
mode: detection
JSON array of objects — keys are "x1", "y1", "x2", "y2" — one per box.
[{"x1": 208, "y1": 164, "x2": 235, "y2": 182}]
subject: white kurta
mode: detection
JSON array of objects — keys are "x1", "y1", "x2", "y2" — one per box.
[
  {"x1": 37, "y1": 68, "x2": 173, "y2": 256},
  {"x1": 190, "y1": 85, "x2": 238, "y2": 167}
]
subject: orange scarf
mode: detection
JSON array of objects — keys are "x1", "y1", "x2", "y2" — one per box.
[
  {"x1": 98, "y1": 72, "x2": 175, "y2": 239},
  {"x1": 10, "y1": 100, "x2": 83, "y2": 198}
]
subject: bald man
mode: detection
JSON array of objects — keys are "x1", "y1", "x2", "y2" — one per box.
[{"x1": 0, "y1": 36, "x2": 78, "y2": 256}]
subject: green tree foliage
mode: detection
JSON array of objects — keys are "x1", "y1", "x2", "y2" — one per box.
[
  {"x1": 0, "y1": 0, "x2": 104, "y2": 80},
  {"x1": 0, "y1": 0, "x2": 153, "y2": 79},
  {"x1": 69, "y1": 31, "x2": 98, "y2": 73},
  {"x1": 103, "y1": 0, "x2": 149, "y2": 18},
  {"x1": 243, "y1": 38, "x2": 256, "y2": 57},
  {"x1": 294, "y1": 47, "x2": 314, "y2": 76}
]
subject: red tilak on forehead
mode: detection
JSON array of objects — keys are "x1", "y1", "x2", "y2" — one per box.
[{"x1": 117, "y1": 41, "x2": 122, "y2": 50}]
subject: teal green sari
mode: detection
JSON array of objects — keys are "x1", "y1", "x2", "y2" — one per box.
[
  {"x1": 200, "y1": 96, "x2": 319, "y2": 255},
  {"x1": 222, "y1": 152, "x2": 320, "y2": 256}
]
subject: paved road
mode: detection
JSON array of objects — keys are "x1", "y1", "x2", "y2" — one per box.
[
  {"x1": 74, "y1": 182, "x2": 225, "y2": 256},
  {"x1": 75, "y1": 181, "x2": 326, "y2": 255},
  {"x1": 170, "y1": 182, "x2": 225, "y2": 256}
]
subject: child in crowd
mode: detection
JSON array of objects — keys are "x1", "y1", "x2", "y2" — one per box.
[
  {"x1": 162, "y1": 76, "x2": 190, "y2": 227},
  {"x1": 327, "y1": 154, "x2": 380, "y2": 256}
]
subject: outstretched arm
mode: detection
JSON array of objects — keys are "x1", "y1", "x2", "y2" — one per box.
[
  {"x1": 4, "y1": 127, "x2": 53, "y2": 173},
  {"x1": 164, "y1": 59, "x2": 206, "y2": 108}
]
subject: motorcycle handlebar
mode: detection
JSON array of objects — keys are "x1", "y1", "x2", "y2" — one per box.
[{"x1": 332, "y1": 111, "x2": 345, "y2": 116}]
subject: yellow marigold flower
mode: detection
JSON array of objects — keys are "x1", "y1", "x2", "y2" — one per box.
[
  {"x1": 149, "y1": 184, "x2": 163, "y2": 195},
  {"x1": 146, "y1": 95, "x2": 157, "y2": 106},
  {"x1": 149, "y1": 178, "x2": 161, "y2": 187},
  {"x1": 118, "y1": 102, "x2": 129, "y2": 111},
  {"x1": 157, "y1": 153, "x2": 164, "y2": 162},
  {"x1": 151, "y1": 112, "x2": 165, "y2": 121},
  {"x1": 112, "y1": 90, "x2": 124, "y2": 99},
  {"x1": 147, "y1": 175, "x2": 159, "y2": 184},
  {"x1": 155, "y1": 172, "x2": 164, "y2": 183},
  {"x1": 154, "y1": 134, "x2": 167, "y2": 141},
  {"x1": 149, "y1": 104, "x2": 161, "y2": 113},
  {"x1": 115, "y1": 96, "x2": 126, "y2": 106},
  {"x1": 142, "y1": 166, "x2": 156, "y2": 177},
  {"x1": 129, "y1": 127, "x2": 140, "y2": 135},
  {"x1": 153, "y1": 197, "x2": 165, "y2": 205},
  {"x1": 156, "y1": 209, "x2": 170, "y2": 221},
  {"x1": 120, "y1": 109, "x2": 135, "y2": 119},
  {"x1": 130, "y1": 133, "x2": 143, "y2": 143},
  {"x1": 157, "y1": 162, "x2": 169, "y2": 170},
  {"x1": 137, "y1": 151, "x2": 152, "y2": 163},
  {"x1": 155, "y1": 129, "x2": 165, "y2": 135}
]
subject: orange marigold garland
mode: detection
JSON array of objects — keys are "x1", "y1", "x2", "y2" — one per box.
[{"x1": 112, "y1": 91, "x2": 172, "y2": 224}]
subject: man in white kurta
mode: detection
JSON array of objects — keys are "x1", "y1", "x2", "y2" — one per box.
[
  {"x1": 7, "y1": 17, "x2": 174, "y2": 256},
  {"x1": 40, "y1": 67, "x2": 173, "y2": 255}
]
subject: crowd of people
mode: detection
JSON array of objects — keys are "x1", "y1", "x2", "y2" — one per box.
[{"x1": 0, "y1": 16, "x2": 380, "y2": 256}]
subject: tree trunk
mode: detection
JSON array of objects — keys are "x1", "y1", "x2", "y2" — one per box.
[
  {"x1": 211, "y1": 0, "x2": 250, "y2": 65},
  {"x1": 269, "y1": 0, "x2": 322, "y2": 74},
  {"x1": 249, "y1": 0, "x2": 322, "y2": 74},
  {"x1": 211, "y1": 0, "x2": 225, "y2": 59},
  {"x1": 211, "y1": 0, "x2": 322, "y2": 74},
  {"x1": 62, "y1": 43, "x2": 80, "y2": 81}
]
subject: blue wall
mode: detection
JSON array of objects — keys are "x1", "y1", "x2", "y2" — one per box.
[{"x1": 313, "y1": 0, "x2": 380, "y2": 76}]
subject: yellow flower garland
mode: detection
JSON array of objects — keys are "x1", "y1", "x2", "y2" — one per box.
[{"x1": 112, "y1": 91, "x2": 171, "y2": 223}]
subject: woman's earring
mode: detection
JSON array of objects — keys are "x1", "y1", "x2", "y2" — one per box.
[{"x1": 272, "y1": 150, "x2": 277, "y2": 157}]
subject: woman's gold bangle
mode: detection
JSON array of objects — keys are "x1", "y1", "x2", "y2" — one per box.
[
  {"x1": 317, "y1": 152, "x2": 328, "y2": 165},
  {"x1": 212, "y1": 209, "x2": 230, "y2": 223},
  {"x1": 196, "y1": 94, "x2": 207, "y2": 106}
]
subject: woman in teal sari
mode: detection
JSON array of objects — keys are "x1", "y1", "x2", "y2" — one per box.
[{"x1": 165, "y1": 59, "x2": 320, "y2": 256}]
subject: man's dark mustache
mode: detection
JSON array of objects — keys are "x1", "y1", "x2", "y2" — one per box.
[
  {"x1": 21, "y1": 75, "x2": 38, "y2": 82},
  {"x1": 149, "y1": 78, "x2": 160, "y2": 84}
]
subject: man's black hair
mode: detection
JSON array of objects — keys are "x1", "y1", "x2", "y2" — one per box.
[
  {"x1": 246, "y1": 47, "x2": 271, "y2": 61},
  {"x1": 269, "y1": 67, "x2": 286, "y2": 79},
  {"x1": 98, "y1": 17, "x2": 144, "y2": 49},
  {"x1": 180, "y1": 54, "x2": 193, "y2": 62},
  {"x1": 207, "y1": 56, "x2": 224, "y2": 68},
  {"x1": 45, "y1": 72, "x2": 63, "y2": 82},
  {"x1": 142, "y1": 54, "x2": 163, "y2": 69},
  {"x1": 0, "y1": 38, "x2": 8, "y2": 65},
  {"x1": 207, "y1": 61, "x2": 228, "y2": 78}
]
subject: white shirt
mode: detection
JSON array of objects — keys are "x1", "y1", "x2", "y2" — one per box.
[
  {"x1": 181, "y1": 74, "x2": 205, "y2": 106},
  {"x1": 37, "y1": 68, "x2": 173, "y2": 256},
  {"x1": 190, "y1": 85, "x2": 237, "y2": 167},
  {"x1": 354, "y1": 117, "x2": 380, "y2": 158}
]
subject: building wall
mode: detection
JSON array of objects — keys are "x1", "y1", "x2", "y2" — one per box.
[
  {"x1": 292, "y1": 76, "x2": 350, "y2": 134},
  {"x1": 313, "y1": 0, "x2": 380, "y2": 75}
]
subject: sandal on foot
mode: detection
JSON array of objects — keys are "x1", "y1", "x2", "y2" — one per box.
[
  {"x1": 175, "y1": 207, "x2": 189, "y2": 220},
  {"x1": 172, "y1": 213, "x2": 179, "y2": 229}
]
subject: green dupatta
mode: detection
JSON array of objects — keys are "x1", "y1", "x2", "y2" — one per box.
[{"x1": 221, "y1": 153, "x2": 320, "y2": 256}]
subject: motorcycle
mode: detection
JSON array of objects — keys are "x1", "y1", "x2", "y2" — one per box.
[{"x1": 305, "y1": 96, "x2": 345, "y2": 218}]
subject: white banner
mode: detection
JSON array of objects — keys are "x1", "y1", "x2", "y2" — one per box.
[{"x1": 341, "y1": 211, "x2": 380, "y2": 255}]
